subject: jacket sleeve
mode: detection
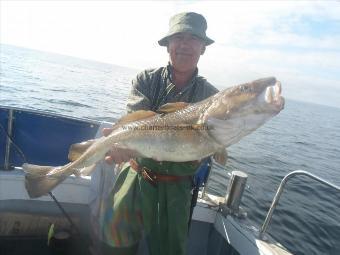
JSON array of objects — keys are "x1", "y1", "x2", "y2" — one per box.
[{"x1": 191, "y1": 77, "x2": 219, "y2": 102}]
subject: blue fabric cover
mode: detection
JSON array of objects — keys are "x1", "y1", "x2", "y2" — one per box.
[{"x1": 0, "y1": 107, "x2": 99, "y2": 167}]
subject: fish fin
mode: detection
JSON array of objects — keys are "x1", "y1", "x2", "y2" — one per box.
[
  {"x1": 23, "y1": 163, "x2": 72, "y2": 198},
  {"x1": 207, "y1": 117, "x2": 243, "y2": 146},
  {"x1": 25, "y1": 173, "x2": 67, "y2": 198},
  {"x1": 22, "y1": 163, "x2": 55, "y2": 176},
  {"x1": 74, "y1": 164, "x2": 97, "y2": 176},
  {"x1": 68, "y1": 139, "x2": 96, "y2": 161},
  {"x1": 213, "y1": 149, "x2": 228, "y2": 165},
  {"x1": 114, "y1": 110, "x2": 157, "y2": 126},
  {"x1": 157, "y1": 102, "x2": 189, "y2": 114}
]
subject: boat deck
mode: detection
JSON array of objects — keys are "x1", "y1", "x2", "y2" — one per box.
[{"x1": 0, "y1": 168, "x2": 292, "y2": 255}]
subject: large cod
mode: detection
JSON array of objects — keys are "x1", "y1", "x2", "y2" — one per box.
[{"x1": 23, "y1": 77, "x2": 284, "y2": 198}]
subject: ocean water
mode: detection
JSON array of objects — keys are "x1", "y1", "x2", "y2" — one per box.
[{"x1": 1, "y1": 44, "x2": 339, "y2": 255}]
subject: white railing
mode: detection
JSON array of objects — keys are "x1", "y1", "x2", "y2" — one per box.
[{"x1": 259, "y1": 170, "x2": 340, "y2": 239}]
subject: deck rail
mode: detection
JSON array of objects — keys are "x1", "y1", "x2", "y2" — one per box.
[
  {"x1": 4, "y1": 109, "x2": 14, "y2": 170},
  {"x1": 259, "y1": 170, "x2": 340, "y2": 239}
]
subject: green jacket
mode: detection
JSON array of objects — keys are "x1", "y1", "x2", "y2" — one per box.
[
  {"x1": 127, "y1": 63, "x2": 218, "y2": 112},
  {"x1": 102, "y1": 64, "x2": 218, "y2": 255}
]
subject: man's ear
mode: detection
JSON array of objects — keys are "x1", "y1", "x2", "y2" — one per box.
[{"x1": 201, "y1": 45, "x2": 206, "y2": 55}]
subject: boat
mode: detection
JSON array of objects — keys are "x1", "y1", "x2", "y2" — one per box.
[{"x1": 1, "y1": 106, "x2": 339, "y2": 255}]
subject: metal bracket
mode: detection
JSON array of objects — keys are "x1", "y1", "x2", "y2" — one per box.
[{"x1": 219, "y1": 203, "x2": 248, "y2": 218}]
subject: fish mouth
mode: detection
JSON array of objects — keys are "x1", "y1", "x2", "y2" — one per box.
[{"x1": 264, "y1": 81, "x2": 284, "y2": 110}]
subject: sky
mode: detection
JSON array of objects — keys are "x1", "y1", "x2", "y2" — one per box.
[{"x1": 1, "y1": 0, "x2": 340, "y2": 108}]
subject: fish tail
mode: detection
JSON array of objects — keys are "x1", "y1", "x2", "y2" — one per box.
[
  {"x1": 23, "y1": 163, "x2": 69, "y2": 198},
  {"x1": 22, "y1": 163, "x2": 55, "y2": 176},
  {"x1": 25, "y1": 175, "x2": 60, "y2": 198}
]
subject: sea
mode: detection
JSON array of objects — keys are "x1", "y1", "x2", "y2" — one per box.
[{"x1": 1, "y1": 44, "x2": 339, "y2": 255}]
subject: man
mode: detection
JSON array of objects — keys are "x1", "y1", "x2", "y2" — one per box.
[{"x1": 101, "y1": 12, "x2": 220, "y2": 255}]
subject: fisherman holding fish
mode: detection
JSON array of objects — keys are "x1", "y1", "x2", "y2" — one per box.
[
  {"x1": 23, "y1": 11, "x2": 284, "y2": 255},
  {"x1": 102, "y1": 12, "x2": 221, "y2": 255}
]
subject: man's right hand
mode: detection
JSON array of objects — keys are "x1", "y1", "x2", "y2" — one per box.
[{"x1": 103, "y1": 128, "x2": 137, "y2": 164}]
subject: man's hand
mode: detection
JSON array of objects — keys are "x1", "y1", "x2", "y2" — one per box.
[{"x1": 103, "y1": 128, "x2": 137, "y2": 164}]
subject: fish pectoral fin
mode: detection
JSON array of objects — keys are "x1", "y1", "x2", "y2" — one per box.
[
  {"x1": 213, "y1": 149, "x2": 228, "y2": 166},
  {"x1": 157, "y1": 102, "x2": 189, "y2": 114},
  {"x1": 114, "y1": 110, "x2": 157, "y2": 127},
  {"x1": 68, "y1": 139, "x2": 96, "y2": 161},
  {"x1": 207, "y1": 117, "x2": 244, "y2": 146},
  {"x1": 22, "y1": 163, "x2": 55, "y2": 176}
]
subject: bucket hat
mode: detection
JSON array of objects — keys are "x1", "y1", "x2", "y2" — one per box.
[{"x1": 158, "y1": 12, "x2": 214, "y2": 46}]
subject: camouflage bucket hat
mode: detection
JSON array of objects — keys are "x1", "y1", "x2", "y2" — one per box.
[{"x1": 158, "y1": 12, "x2": 214, "y2": 46}]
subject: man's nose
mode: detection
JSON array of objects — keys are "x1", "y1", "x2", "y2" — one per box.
[
  {"x1": 178, "y1": 38, "x2": 192, "y2": 48},
  {"x1": 180, "y1": 36, "x2": 192, "y2": 45}
]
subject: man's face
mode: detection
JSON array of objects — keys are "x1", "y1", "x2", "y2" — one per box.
[{"x1": 167, "y1": 32, "x2": 206, "y2": 73}]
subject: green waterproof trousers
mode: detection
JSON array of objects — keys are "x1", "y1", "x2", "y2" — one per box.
[{"x1": 101, "y1": 158, "x2": 198, "y2": 255}]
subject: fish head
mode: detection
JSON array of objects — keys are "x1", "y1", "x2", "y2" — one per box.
[
  {"x1": 204, "y1": 77, "x2": 284, "y2": 119},
  {"x1": 201, "y1": 77, "x2": 285, "y2": 147}
]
